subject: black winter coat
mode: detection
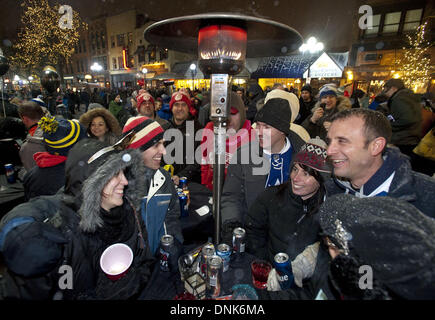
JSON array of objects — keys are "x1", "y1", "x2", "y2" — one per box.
[
  {"x1": 23, "y1": 162, "x2": 65, "y2": 201},
  {"x1": 245, "y1": 184, "x2": 323, "y2": 262},
  {"x1": 165, "y1": 118, "x2": 202, "y2": 184},
  {"x1": 220, "y1": 130, "x2": 305, "y2": 242}
]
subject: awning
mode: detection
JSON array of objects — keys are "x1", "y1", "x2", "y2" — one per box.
[
  {"x1": 251, "y1": 53, "x2": 320, "y2": 78},
  {"x1": 251, "y1": 52, "x2": 349, "y2": 79},
  {"x1": 152, "y1": 72, "x2": 182, "y2": 80}
]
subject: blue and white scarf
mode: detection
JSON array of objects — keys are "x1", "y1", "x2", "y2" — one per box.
[{"x1": 264, "y1": 137, "x2": 292, "y2": 187}]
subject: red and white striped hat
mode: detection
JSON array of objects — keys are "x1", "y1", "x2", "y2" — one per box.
[{"x1": 122, "y1": 116, "x2": 164, "y2": 151}]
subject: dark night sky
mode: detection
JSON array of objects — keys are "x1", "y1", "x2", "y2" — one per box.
[{"x1": 1, "y1": 0, "x2": 363, "y2": 51}]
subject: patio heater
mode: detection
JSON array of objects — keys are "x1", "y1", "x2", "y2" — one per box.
[{"x1": 144, "y1": 13, "x2": 302, "y2": 245}]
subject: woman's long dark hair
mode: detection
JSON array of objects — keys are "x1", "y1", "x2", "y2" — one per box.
[{"x1": 277, "y1": 163, "x2": 326, "y2": 215}]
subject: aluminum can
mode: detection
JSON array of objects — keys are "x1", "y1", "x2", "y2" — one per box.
[
  {"x1": 159, "y1": 234, "x2": 174, "y2": 272},
  {"x1": 183, "y1": 189, "x2": 191, "y2": 207},
  {"x1": 216, "y1": 243, "x2": 231, "y2": 272},
  {"x1": 178, "y1": 192, "x2": 189, "y2": 217},
  {"x1": 232, "y1": 227, "x2": 246, "y2": 253},
  {"x1": 199, "y1": 243, "x2": 215, "y2": 278},
  {"x1": 179, "y1": 177, "x2": 188, "y2": 190},
  {"x1": 273, "y1": 252, "x2": 294, "y2": 290},
  {"x1": 5, "y1": 164, "x2": 15, "y2": 184},
  {"x1": 206, "y1": 255, "x2": 223, "y2": 298}
]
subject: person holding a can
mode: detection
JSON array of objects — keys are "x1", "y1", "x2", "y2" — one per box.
[
  {"x1": 220, "y1": 93, "x2": 305, "y2": 244},
  {"x1": 244, "y1": 137, "x2": 331, "y2": 264},
  {"x1": 122, "y1": 116, "x2": 184, "y2": 257}
]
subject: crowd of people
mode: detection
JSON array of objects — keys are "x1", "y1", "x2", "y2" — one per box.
[{"x1": 0, "y1": 77, "x2": 434, "y2": 300}]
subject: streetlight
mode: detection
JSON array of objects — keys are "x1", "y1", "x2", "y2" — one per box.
[
  {"x1": 142, "y1": 67, "x2": 148, "y2": 89},
  {"x1": 189, "y1": 63, "x2": 196, "y2": 90},
  {"x1": 90, "y1": 62, "x2": 103, "y2": 72},
  {"x1": 91, "y1": 62, "x2": 103, "y2": 86},
  {"x1": 299, "y1": 36, "x2": 324, "y2": 84}
]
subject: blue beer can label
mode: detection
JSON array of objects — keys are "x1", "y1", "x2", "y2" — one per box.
[
  {"x1": 178, "y1": 192, "x2": 189, "y2": 217},
  {"x1": 179, "y1": 177, "x2": 187, "y2": 190},
  {"x1": 273, "y1": 252, "x2": 294, "y2": 290},
  {"x1": 216, "y1": 243, "x2": 231, "y2": 272},
  {"x1": 5, "y1": 164, "x2": 15, "y2": 184}
]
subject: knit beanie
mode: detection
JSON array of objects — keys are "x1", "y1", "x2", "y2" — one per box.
[
  {"x1": 301, "y1": 84, "x2": 313, "y2": 94},
  {"x1": 38, "y1": 116, "x2": 87, "y2": 156},
  {"x1": 319, "y1": 194, "x2": 435, "y2": 300},
  {"x1": 319, "y1": 84, "x2": 338, "y2": 99},
  {"x1": 122, "y1": 116, "x2": 164, "y2": 152},
  {"x1": 169, "y1": 91, "x2": 197, "y2": 116},
  {"x1": 293, "y1": 136, "x2": 332, "y2": 173},
  {"x1": 137, "y1": 92, "x2": 155, "y2": 108},
  {"x1": 264, "y1": 89, "x2": 299, "y2": 123},
  {"x1": 384, "y1": 78, "x2": 405, "y2": 91},
  {"x1": 254, "y1": 98, "x2": 291, "y2": 135}
]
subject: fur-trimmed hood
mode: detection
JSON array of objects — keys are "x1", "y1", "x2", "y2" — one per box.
[
  {"x1": 78, "y1": 148, "x2": 152, "y2": 233},
  {"x1": 311, "y1": 95, "x2": 351, "y2": 114},
  {"x1": 79, "y1": 107, "x2": 122, "y2": 136}
]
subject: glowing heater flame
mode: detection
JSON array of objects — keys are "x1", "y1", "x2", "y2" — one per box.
[{"x1": 200, "y1": 49, "x2": 242, "y2": 60}]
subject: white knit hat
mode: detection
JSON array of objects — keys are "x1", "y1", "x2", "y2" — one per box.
[{"x1": 264, "y1": 89, "x2": 300, "y2": 123}]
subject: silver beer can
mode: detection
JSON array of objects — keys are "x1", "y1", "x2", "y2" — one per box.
[
  {"x1": 232, "y1": 227, "x2": 246, "y2": 253},
  {"x1": 159, "y1": 234, "x2": 174, "y2": 272},
  {"x1": 199, "y1": 243, "x2": 215, "y2": 278},
  {"x1": 206, "y1": 255, "x2": 223, "y2": 298}
]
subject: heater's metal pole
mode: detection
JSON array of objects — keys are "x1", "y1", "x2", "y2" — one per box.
[
  {"x1": 210, "y1": 74, "x2": 230, "y2": 245},
  {"x1": 1, "y1": 76, "x2": 6, "y2": 118}
]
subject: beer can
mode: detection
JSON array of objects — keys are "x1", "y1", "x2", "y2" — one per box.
[
  {"x1": 5, "y1": 164, "x2": 15, "y2": 184},
  {"x1": 178, "y1": 192, "x2": 189, "y2": 217},
  {"x1": 216, "y1": 243, "x2": 231, "y2": 272},
  {"x1": 183, "y1": 189, "x2": 191, "y2": 207},
  {"x1": 232, "y1": 227, "x2": 246, "y2": 253},
  {"x1": 206, "y1": 255, "x2": 223, "y2": 298},
  {"x1": 273, "y1": 252, "x2": 294, "y2": 290},
  {"x1": 199, "y1": 243, "x2": 215, "y2": 278},
  {"x1": 159, "y1": 234, "x2": 174, "y2": 272},
  {"x1": 179, "y1": 177, "x2": 188, "y2": 190}
]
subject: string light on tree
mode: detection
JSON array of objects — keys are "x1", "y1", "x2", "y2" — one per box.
[
  {"x1": 11, "y1": 0, "x2": 87, "y2": 78},
  {"x1": 398, "y1": 21, "x2": 432, "y2": 93}
]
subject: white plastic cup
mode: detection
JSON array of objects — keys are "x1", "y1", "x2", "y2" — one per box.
[{"x1": 100, "y1": 243, "x2": 133, "y2": 281}]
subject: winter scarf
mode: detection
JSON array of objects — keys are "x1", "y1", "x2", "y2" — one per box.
[
  {"x1": 263, "y1": 137, "x2": 292, "y2": 187},
  {"x1": 201, "y1": 119, "x2": 253, "y2": 190},
  {"x1": 33, "y1": 151, "x2": 67, "y2": 168}
]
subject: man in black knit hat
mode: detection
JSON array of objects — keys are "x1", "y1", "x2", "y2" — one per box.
[
  {"x1": 220, "y1": 98, "x2": 305, "y2": 241},
  {"x1": 295, "y1": 84, "x2": 316, "y2": 125}
]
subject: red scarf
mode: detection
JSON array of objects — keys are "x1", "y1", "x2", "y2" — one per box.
[
  {"x1": 33, "y1": 152, "x2": 67, "y2": 168},
  {"x1": 201, "y1": 120, "x2": 254, "y2": 190},
  {"x1": 28, "y1": 124, "x2": 38, "y2": 136}
]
